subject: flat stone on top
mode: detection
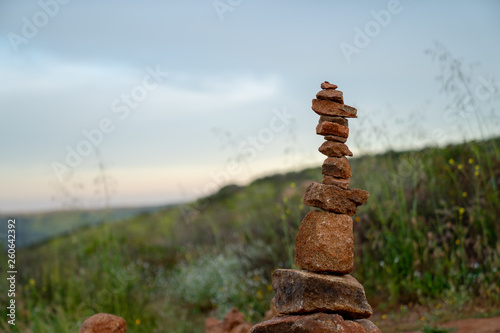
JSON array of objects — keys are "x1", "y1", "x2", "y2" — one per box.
[{"x1": 321, "y1": 81, "x2": 338, "y2": 90}]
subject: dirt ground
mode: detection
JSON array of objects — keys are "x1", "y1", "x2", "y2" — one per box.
[{"x1": 386, "y1": 316, "x2": 500, "y2": 333}]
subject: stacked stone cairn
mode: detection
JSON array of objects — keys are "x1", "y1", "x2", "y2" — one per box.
[{"x1": 250, "y1": 82, "x2": 380, "y2": 333}]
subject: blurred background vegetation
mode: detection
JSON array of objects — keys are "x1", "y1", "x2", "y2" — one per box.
[{"x1": 1, "y1": 136, "x2": 499, "y2": 332}]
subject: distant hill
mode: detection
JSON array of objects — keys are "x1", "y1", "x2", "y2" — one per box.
[{"x1": 0, "y1": 205, "x2": 165, "y2": 249}]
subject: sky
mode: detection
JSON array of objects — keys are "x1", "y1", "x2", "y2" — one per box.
[{"x1": 1, "y1": 0, "x2": 499, "y2": 213}]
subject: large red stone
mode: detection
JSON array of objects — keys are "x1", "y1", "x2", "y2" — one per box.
[
  {"x1": 316, "y1": 122, "x2": 349, "y2": 138},
  {"x1": 303, "y1": 182, "x2": 369, "y2": 215},
  {"x1": 272, "y1": 269, "x2": 373, "y2": 318},
  {"x1": 249, "y1": 313, "x2": 380, "y2": 333},
  {"x1": 322, "y1": 157, "x2": 352, "y2": 179},
  {"x1": 312, "y1": 99, "x2": 357, "y2": 118},
  {"x1": 316, "y1": 89, "x2": 344, "y2": 104},
  {"x1": 79, "y1": 313, "x2": 126, "y2": 333},
  {"x1": 295, "y1": 211, "x2": 354, "y2": 274},
  {"x1": 319, "y1": 141, "x2": 353, "y2": 157}
]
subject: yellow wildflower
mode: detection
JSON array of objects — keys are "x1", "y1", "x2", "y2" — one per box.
[
  {"x1": 468, "y1": 158, "x2": 474, "y2": 164},
  {"x1": 458, "y1": 207, "x2": 465, "y2": 215},
  {"x1": 257, "y1": 290, "x2": 263, "y2": 299},
  {"x1": 381, "y1": 314, "x2": 387, "y2": 320},
  {"x1": 455, "y1": 239, "x2": 461, "y2": 246},
  {"x1": 290, "y1": 182, "x2": 296, "y2": 188},
  {"x1": 29, "y1": 278, "x2": 35, "y2": 287},
  {"x1": 457, "y1": 164, "x2": 463, "y2": 171},
  {"x1": 355, "y1": 216, "x2": 360, "y2": 223},
  {"x1": 135, "y1": 319, "x2": 141, "y2": 325},
  {"x1": 420, "y1": 316, "x2": 425, "y2": 321},
  {"x1": 448, "y1": 158, "x2": 454, "y2": 165},
  {"x1": 462, "y1": 192, "x2": 467, "y2": 198}
]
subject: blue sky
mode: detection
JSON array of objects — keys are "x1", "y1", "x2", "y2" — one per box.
[{"x1": 1, "y1": 0, "x2": 499, "y2": 212}]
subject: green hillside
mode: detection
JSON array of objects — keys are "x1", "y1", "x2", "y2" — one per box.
[{"x1": 1, "y1": 138, "x2": 499, "y2": 332}]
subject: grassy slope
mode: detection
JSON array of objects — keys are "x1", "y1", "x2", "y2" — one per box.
[{"x1": 1, "y1": 138, "x2": 499, "y2": 332}]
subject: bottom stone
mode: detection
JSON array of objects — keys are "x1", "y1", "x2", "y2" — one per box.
[{"x1": 249, "y1": 313, "x2": 381, "y2": 333}]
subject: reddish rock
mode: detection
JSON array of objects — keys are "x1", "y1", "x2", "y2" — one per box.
[
  {"x1": 79, "y1": 313, "x2": 126, "y2": 333},
  {"x1": 316, "y1": 122, "x2": 349, "y2": 138},
  {"x1": 206, "y1": 317, "x2": 225, "y2": 333},
  {"x1": 319, "y1": 141, "x2": 353, "y2": 157},
  {"x1": 322, "y1": 157, "x2": 352, "y2": 179},
  {"x1": 206, "y1": 308, "x2": 252, "y2": 333},
  {"x1": 249, "y1": 313, "x2": 377, "y2": 333},
  {"x1": 319, "y1": 115, "x2": 348, "y2": 127},
  {"x1": 312, "y1": 99, "x2": 357, "y2": 118},
  {"x1": 272, "y1": 269, "x2": 372, "y2": 318},
  {"x1": 230, "y1": 323, "x2": 252, "y2": 333},
  {"x1": 325, "y1": 135, "x2": 347, "y2": 143},
  {"x1": 295, "y1": 211, "x2": 354, "y2": 274},
  {"x1": 223, "y1": 308, "x2": 248, "y2": 332},
  {"x1": 354, "y1": 319, "x2": 381, "y2": 333},
  {"x1": 322, "y1": 175, "x2": 350, "y2": 189},
  {"x1": 303, "y1": 182, "x2": 369, "y2": 215},
  {"x1": 321, "y1": 81, "x2": 338, "y2": 90},
  {"x1": 316, "y1": 90, "x2": 344, "y2": 104}
]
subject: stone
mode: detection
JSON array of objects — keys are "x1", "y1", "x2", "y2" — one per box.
[
  {"x1": 322, "y1": 175, "x2": 350, "y2": 189},
  {"x1": 325, "y1": 135, "x2": 347, "y2": 143},
  {"x1": 312, "y1": 99, "x2": 357, "y2": 118},
  {"x1": 206, "y1": 308, "x2": 252, "y2": 333},
  {"x1": 79, "y1": 313, "x2": 126, "y2": 333},
  {"x1": 321, "y1": 81, "x2": 338, "y2": 90},
  {"x1": 295, "y1": 211, "x2": 354, "y2": 274},
  {"x1": 318, "y1": 115, "x2": 348, "y2": 127},
  {"x1": 316, "y1": 122, "x2": 349, "y2": 138},
  {"x1": 354, "y1": 319, "x2": 382, "y2": 333},
  {"x1": 316, "y1": 90, "x2": 344, "y2": 104},
  {"x1": 272, "y1": 269, "x2": 373, "y2": 318},
  {"x1": 319, "y1": 141, "x2": 353, "y2": 157},
  {"x1": 249, "y1": 313, "x2": 377, "y2": 333},
  {"x1": 230, "y1": 323, "x2": 252, "y2": 333},
  {"x1": 206, "y1": 317, "x2": 225, "y2": 333},
  {"x1": 303, "y1": 182, "x2": 369, "y2": 215},
  {"x1": 223, "y1": 308, "x2": 248, "y2": 332},
  {"x1": 322, "y1": 157, "x2": 352, "y2": 179}
]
